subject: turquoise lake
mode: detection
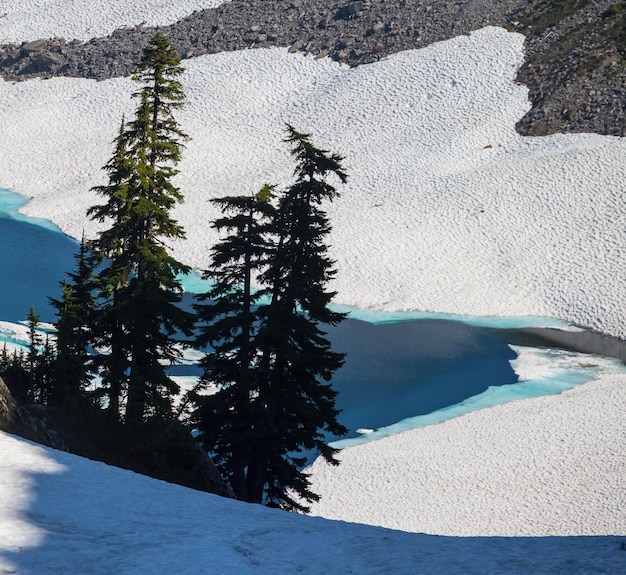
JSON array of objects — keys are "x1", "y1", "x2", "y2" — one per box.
[{"x1": 2, "y1": 187, "x2": 623, "y2": 443}]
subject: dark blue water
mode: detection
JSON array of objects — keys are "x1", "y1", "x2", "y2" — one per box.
[
  {"x1": 0, "y1": 212, "x2": 78, "y2": 323},
  {"x1": 0, "y1": 188, "x2": 517, "y2": 439},
  {"x1": 326, "y1": 318, "x2": 516, "y2": 439}
]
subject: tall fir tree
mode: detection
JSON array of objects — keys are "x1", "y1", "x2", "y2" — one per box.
[
  {"x1": 88, "y1": 33, "x2": 194, "y2": 433},
  {"x1": 254, "y1": 126, "x2": 348, "y2": 510},
  {"x1": 193, "y1": 185, "x2": 276, "y2": 501},
  {"x1": 194, "y1": 126, "x2": 347, "y2": 511},
  {"x1": 25, "y1": 305, "x2": 43, "y2": 403},
  {"x1": 88, "y1": 119, "x2": 134, "y2": 421}
]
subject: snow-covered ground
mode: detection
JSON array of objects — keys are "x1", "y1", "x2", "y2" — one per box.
[
  {"x1": 1, "y1": 27, "x2": 625, "y2": 336},
  {"x1": 1, "y1": 430, "x2": 625, "y2": 575},
  {"x1": 1, "y1": 2, "x2": 626, "y2": 572},
  {"x1": 0, "y1": 0, "x2": 230, "y2": 43},
  {"x1": 307, "y1": 362, "x2": 626, "y2": 536}
]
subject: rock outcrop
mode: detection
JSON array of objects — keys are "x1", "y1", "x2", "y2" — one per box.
[
  {"x1": 0, "y1": 1, "x2": 624, "y2": 137},
  {"x1": 0, "y1": 376, "x2": 68, "y2": 450}
]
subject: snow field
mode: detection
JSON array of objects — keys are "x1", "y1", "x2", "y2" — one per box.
[
  {"x1": 0, "y1": 1, "x2": 625, "y2": 569},
  {"x1": 1, "y1": 429, "x2": 625, "y2": 575},
  {"x1": 0, "y1": 27, "x2": 625, "y2": 337},
  {"x1": 0, "y1": 0, "x2": 230, "y2": 43},
  {"x1": 305, "y1": 368, "x2": 626, "y2": 537}
]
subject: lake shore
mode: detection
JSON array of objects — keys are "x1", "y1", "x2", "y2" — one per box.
[{"x1": 501, "y1": 325, "x2": 626, "y2": 363}]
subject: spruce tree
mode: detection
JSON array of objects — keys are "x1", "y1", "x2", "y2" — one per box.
[
  {"x1": 0, "y1": 348, "x2": 28, "y2": 399},
  {"x1": 26, "y1": 305, "x2": 43, "y2": 403},
  {"x1": 88, "y1": 120, "x2": 134, "y2": 421},
  {"x1": 194, "y1": 126, "x2": 347, "y2": 511},
  {"x1": 88, "y1": 33, "x2": 194, "y2": 433},
  {"x1": 254, "y1": 126, "x2": 348, "y2": 510}
]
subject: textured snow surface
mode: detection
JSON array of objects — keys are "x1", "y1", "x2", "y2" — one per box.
[
  {"x1": 306, "y1": 369, "x2": 626, "y2": 537},
  {"x1": 0, "y1": 0, "x2": 229, "y2": 43},
  {"x1": 1, "y1": 3, "x2": 625, "y2": 569},
  {"x1": 1, "y1": 27, "x2": 625, "y2": 336},
  {"x1": 1, "y1": 430, "x2": 625, "y2": 575}
]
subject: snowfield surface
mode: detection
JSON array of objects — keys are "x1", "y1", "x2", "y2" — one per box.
[
  {"x1": 1, "y1": 2, "x2": 626, "y2": 571},
  {"x1": 306, "y1": 368, "x2": 626, "y2": 536},
  {"x1": 0, "y1": 0, "x2": 230, "y2": 43},
  {"x1": 1, "y1": 27, "x2": 626, "y2": 337},
  {"x1": 1, "y1": 430, "x2": 625, "y2": 575}
]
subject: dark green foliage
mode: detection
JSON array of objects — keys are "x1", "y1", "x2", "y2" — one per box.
[
  {"x1": 602, "y1": 3, "x2": 626, "y2": 55},
  {"x1": 48, "y1": 239, "x2": 99, "y2": 411},
  {"x1": 0, "y1": 345, "x2": 29, "y2": 399},
  {"x1": 25, "y1": 306, "x2": 47, "y2": 403},
  {"x1": 0, "y1": 307, "x2": 55, "y2": 404},
  {"x1": 194, "y1": 126, "x2": 348, "y2": 511},
  {"x1": 1, "y1": 34, "x2": 231, "y2": 498},
  {"x1": 26, "y1": 305, "x2": 41, "y2": 381},
  {"x1": 517, "y1": 1, "x2": 626, "y2": 76},
  {"x1": 194, "y1": 186, "x2": 276, "y2": 501},
  {"x1": 88, "y1": 33, "x2": 194, "y2": 432},
  {"x1": 521, "y1": 0, "x2": 591, "y2": 33}
]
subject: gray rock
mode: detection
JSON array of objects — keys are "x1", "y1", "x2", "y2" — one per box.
[
  {"x1": 347, "y1": 2, "x2": 365, "y2": 16},
  {"x1": 21, "y1": 38, "x2": 48, "y2": 53},
  {"x1": 0, "y1": 0, "x2": 623, "y2": 136},
  {"x1": 19, "y1": 52, "x2": 63, "y2": 75}
]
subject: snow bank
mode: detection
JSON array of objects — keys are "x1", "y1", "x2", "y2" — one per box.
[
  {"x1": 1, "y1": 430, "x2": 625, "y2": 575},
  {"x1": 305, "y1": 367, "x2": 626, "y2": 537},
  {"x1": 0, "y1": 0, "x2": 230, "y2": 43},
  {"x1": 1, "y1": 27, "x2": 625, "y2": 336}
]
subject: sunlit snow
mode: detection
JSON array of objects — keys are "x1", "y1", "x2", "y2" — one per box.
[
  {"x1": 306, "y1": 364, "x2": 626, "y2": 537},
  {"x1": 0, "y1": 0, "x2": 230, "y2": 43},
  {"x1": 1, "y1": 2, "x2": 625, "y2": 572},
  {"x1": 1, "y1": 430, "x2": 625, "y2": 574},
  {"x1": 1, "y1": 28, "x2": 625, "y2": 337}
]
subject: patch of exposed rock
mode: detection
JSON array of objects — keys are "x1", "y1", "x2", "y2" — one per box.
[
  {"x1": 512, "y1": 0, "x2": 626, "y2": 136},
  {"x1": 0, "y1": 0, "x2": 624, "y2": 137},
  {"x1": 0, "y1": 376, "x2": 68, "y2": 450}
]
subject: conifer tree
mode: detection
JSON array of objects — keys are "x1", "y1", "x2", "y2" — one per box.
[
  {"x1": 88, "y1": 120, "x2": 133, "y2": 421},
  {"x1": 48, "y1": 238, "x2": 98, "y2": 411},
  {"x1": 88, "y1": 33, "x2": 194, "y2": 433},
  {"x1": 253, "y1": 126, "x2": 348, "y2": 510},
  {"x1": 193, "y1": 185, "x2": 275, "y2": 500},
  {"x1": 0, "y1": 348, "x2": 28, "y2": 398},
  {"x1": 26, "y1": 305, "x2": 43, "y2": 402},
  {"x1": 194, "y1": 126, "x2": 347, "y2": 511}
]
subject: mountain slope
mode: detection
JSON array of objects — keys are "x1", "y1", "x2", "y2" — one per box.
[
  {"x1": 1, "y1": 429, "x2": 625, "y2": 575},
  {"x1": 0, "y1": 0, "x2": 625, "y2": 136}
]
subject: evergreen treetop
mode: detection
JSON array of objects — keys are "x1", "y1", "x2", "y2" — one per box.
[
  {"x1": 87, "y1": 33, "x2": 193, "y2": 431},
  {"x1": 194, "y1": 126, "x2": 348, "y2": 512}
]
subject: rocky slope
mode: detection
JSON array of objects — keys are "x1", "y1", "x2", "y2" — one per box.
[{"x1": 0, "y1": 0, "x2": 624, "y2": 136}]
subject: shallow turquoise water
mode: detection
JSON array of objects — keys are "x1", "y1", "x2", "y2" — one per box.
[{"x1": 0, "y1": 188, "x2": 77, "y2": 322}]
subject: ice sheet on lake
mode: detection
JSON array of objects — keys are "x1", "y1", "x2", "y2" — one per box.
[{"x1": 332, "y1": 345, "x2": 626, "y2": 448}]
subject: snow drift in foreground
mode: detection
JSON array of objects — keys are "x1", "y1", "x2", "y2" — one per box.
[
  {"x1": 0, "y1": 0, "x2": 229, "y2": 43},
  {"x1": 305, "y1": 366, "x2": 626, "y2": 537},
  {"x1": 1, "y1": 429, "x2": 625, "y2": 575},
  {"x1": 1, "y1": 27, "x2": 625, "y2": 337}
]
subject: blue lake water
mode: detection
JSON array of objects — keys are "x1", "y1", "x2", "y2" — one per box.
[
  {"x1": 2, "y1": 187, "x2": 623, "y2": 444},
  {"x1": 0, "y1": 189, "x2": 77, "y2": 322}
]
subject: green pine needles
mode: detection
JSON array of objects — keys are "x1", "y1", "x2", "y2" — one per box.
[
  {"x1": 88, "y1": 33, "x2": 194, "y2": 432},
  {"x1": 13, "y1": 34, "x2": 350, "y2": 510}
]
